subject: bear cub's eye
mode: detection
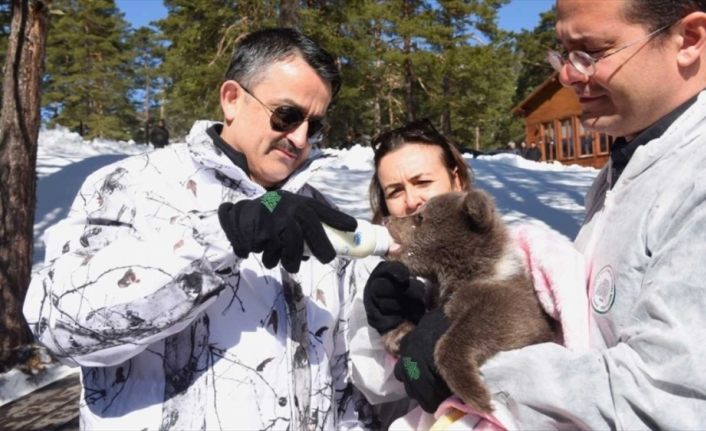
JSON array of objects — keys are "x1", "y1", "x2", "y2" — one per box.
[{"x1": 413, "y1": 213, "x2": 424, "y2": 226}]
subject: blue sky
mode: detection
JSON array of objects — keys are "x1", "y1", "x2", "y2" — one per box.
[
  {"x1": 498, "y1": 0, "x2": 554, "y2": 32},
  {"x1": 116, "y1": 0, "x2": 555, "y2": 33}
]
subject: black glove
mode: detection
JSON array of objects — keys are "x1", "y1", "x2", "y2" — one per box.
[
  {"x1": 218, "y1": 190, "x2": 357, "y2": 273},
  {"x1": 363, "y1": 261, "x2": 426, "y2": 335},
  {"x1": 393, "y1": 308, "x2": 452, "y2": 413}
]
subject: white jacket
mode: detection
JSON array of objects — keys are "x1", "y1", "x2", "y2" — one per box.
[
  {"x1": 479, "y1": 91, "x2": 706, "y2": 429},
  {"x1": 24, "y1": 122, "x2": 373, "y2": 431}
]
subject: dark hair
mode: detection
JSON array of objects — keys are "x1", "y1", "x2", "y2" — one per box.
[
  {"x1": 224, "y1": 27, "x2": 341, "y2": 98},
  {"x1": 369, "y1": 119, "x2": 473, "y2": 223},
  {"x1": 622, "y1": 0, "x2": 706, "y2": 35}
]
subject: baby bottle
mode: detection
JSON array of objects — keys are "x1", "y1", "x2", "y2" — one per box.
[{"x1": 315, "y1": 219, "x2": 393, "y2": 258}]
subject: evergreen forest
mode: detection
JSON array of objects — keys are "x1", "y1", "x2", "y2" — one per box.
[{"x1": 32, "y1": 0, "x2": 557, "y2": 150}]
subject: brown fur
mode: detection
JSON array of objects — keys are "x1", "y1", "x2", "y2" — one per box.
[{"x1": 383, "y1": 189, "x2": 556, "y2": 413}]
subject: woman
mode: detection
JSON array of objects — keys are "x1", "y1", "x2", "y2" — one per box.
[
  {"x1": 368, "y1": 118, "x2": 473, "y2": 223},
  {"x1": 350, "y1": 119, "x2": 475, "y2": 427}
]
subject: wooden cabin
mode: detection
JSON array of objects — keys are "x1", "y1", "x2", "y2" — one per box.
[{"x1": 512, "y1": 73, "x2": 611, "y2": 169}]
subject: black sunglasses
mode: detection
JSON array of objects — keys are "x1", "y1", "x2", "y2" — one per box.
[
  {"x1": 239, "y1": 84, "x2": 326, "y2": 139},
  {"x1": 372, "y1": 118, "x2": 446, "y2": 152}
]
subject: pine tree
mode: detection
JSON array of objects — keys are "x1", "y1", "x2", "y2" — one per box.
[
  {"x1": 300, "y1": 0, "x2": 395, "y2": 142},
  {"x1": 149, "y1": 0, "x2": 528, "y2": 148},
  {"x1": 128, "y1": 26, "x2": 166, "y2": 144},
  {"x1": 42, "y1": 0, "x2": 136, "y2": 140},
  {"x1": 422, "y1": 0, "x2": 504, "y2": 134},
  {"x1": 369, "y1": 0, "x2": 433, "y2": 126},
  {"x1": 416, "y1": 0, "x2": 522, "y2": 149},
  {"x1": 324, "y1": 0, "x2": 428, "y2": 133},
  {"x1": 514, "y1": 7, "x2": 556, "y2": 104},
  {"x1": 298, "y1": 0, "x2": 520, "y2": 149},
  {"x1": 157, "y1": 0, "x2": 278, "y2": 137},
  {"x1": 0, "y1": 0, "x2": 50, "y2": 371}
]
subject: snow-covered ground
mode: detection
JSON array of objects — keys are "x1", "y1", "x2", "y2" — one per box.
[
  {"x1": 311, "y1": 144, "x2": 597, "y2": 239},
  {"x1": 2, "y1": 126, "x2": 598, "y2": 406}
]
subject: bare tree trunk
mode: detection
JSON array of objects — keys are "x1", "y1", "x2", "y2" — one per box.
[
  {"x1": 403, "y1": 55, "x2": 414, "y2": 122},
  {"x1": 144, "y1": 56, "x2": 151, "y2": 144},
  {"x1": 279, "y1": 0, "x2": 299, "y2": 28},
  {"x1": 373, "y1": 95, "x2": 381, "y2": 137},
  {"x1": 0, "y1": 0, "x2": 50, "y2": 370},
  {"x1": 402, "y1": 0, "x2": 415, "y2": 122},
  {"x1": 387, "y1": 93, "x2": 394, "y2": 126},
  {"x1": 475, "y1": 126, "x2": 480, "y2": 151},
  {"x1": 441, "y1": 72, "x2": 451, "y2": 135},
  {"x1": 441, "y1": 12, "x2": 453, "y2": 137}
]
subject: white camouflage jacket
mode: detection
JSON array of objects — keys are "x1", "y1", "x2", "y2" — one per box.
[{"x1": 24, "y1": 121, "x2": 374, "y2": 431}]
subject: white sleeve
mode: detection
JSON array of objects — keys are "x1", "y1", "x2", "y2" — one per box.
[
  {"x1": 24, "y1": 165, "x2": 234, "y2": 367},
  {"x1": 330, "y1": 258, "x2": 379, "y2": 430},
  {"x1": 347, "y1": 257, "x2": 408, "y2": 404}
]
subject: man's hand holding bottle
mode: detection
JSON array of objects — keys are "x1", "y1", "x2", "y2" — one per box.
[{"x1": 218, "y1": 190, "x2": 358, "y2": 272}]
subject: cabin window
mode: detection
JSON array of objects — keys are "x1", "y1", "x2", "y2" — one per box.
[
  {"x1": 560, "y1": 118, "x2": 574, "y2": 160},
  {"x1": 598, "y1": 133, "x2": 612, "y2": 154},
  {"x1": 579, "y1": 123, "x2": 594, "y2": 157}
]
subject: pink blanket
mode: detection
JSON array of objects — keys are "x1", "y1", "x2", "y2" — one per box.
[{"x1": 390, "y1": 223, "x2": 589, "y2": 431}]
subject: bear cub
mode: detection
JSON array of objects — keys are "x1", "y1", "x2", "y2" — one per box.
[{"x1": 383, "y1": 189, "x2": 556, "y2": 413}]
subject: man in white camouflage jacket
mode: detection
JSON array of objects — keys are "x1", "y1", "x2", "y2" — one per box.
[{"x1": 24, "y1": 28, "x2": 375, "y2": 431}]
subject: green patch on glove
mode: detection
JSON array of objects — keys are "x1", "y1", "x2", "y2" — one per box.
[
  {"x1": 260, "y1": 191, "x2": 282, "y2": 213},
  {"x1": 402, "y1": 356, "x2": 421, "y2": 380}
]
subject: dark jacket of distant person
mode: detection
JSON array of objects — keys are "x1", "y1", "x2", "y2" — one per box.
[
  {"x1": 525, "y1": 143, "x2": 541, "y2": 161},
  {"x1": 151, "y1": 119, "x2": 170, "y2": 148}
]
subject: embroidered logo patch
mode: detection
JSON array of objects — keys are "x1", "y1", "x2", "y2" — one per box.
[
  {"x1": 591, "y1": 266, "x2": 616, "y2": 314},
  {"x1": 260, "y1": 191, "x2": 282, "y2": 213},
  {"x1": 353, "y1": 231, "x2": 363, "y2": 247},
  {"x1": 402, "y1": 356, "x2": 420, "y2": 380}
]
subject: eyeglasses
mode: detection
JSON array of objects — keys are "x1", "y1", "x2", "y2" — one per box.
[
  {"x1": 547, "y1": 22, "x2": 674, "y2": 77},
  {"x1": 239, "y1": 84, "x2": 326, "y2": 140}
]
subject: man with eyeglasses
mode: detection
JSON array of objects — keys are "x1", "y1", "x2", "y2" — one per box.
[
  {"x1": 24, "y1": 28, "x2": 375, "y2": 430},
  {"x1": 381, "y1": 1, "x2": 706, "y2": 429}
]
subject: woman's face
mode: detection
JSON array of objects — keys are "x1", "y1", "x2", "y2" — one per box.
[{"x1": 377, "y1": 143, "x2": 462, "y2": 217}]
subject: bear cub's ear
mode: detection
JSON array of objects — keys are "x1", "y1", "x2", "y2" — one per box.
[{"x1": 463, "y1": 189, "x2": 496, "y2": 232}]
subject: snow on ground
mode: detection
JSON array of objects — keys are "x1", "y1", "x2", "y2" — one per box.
[
  {"x1": 0, "y1": 352, "x2": 77, "y2": 407},
  {"x1": 33, "y1": 128, "x2": 149, "y2": 265},
  {"x1": 4, "y1": 126, "x2": 599, "y2": 406},
  {"x1": 311, "y1": 145, "x2": 598, "y2": 239}
]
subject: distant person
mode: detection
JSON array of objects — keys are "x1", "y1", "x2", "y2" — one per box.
[
  {"x1": 150, "y1": 118, "x2": 170, "y2": 148},
  {"x1": 24, "y1": 27, "x2": 373, "y2": 430},
  {"x1": 525, "y1": 141, "x2": 541, "y2": 161},
  {"x1": 505, "y1": 140, "x2": 520, "y2": 155}
]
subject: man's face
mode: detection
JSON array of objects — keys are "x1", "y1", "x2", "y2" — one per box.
[
  {"x1": 221, "y1": 56, "x2": 332, "y2": 188},
  {"x1": 556, "y1": 0, "x2": 680, "y2": 139}
]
